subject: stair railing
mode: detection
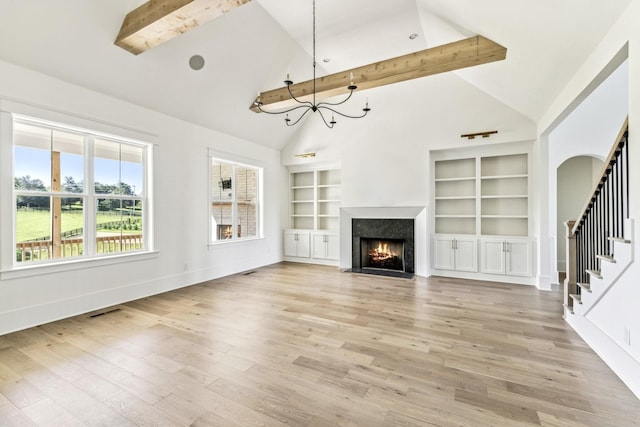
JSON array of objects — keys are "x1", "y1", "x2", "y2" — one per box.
[{"x1": 565, "y1": 117, "x2": 629, "y2": 313}]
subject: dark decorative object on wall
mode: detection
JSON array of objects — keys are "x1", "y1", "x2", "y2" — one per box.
[{"x1": 220, "y1": 178, "x2": 232, "y2": 190}]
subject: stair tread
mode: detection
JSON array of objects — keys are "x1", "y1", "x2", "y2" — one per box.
[
  {"x1": 569, "y1": 294, "x2": 582, "y2": 304},
  {"x1": 586, "y1": 269, "x2": 602, "y2": 279},
  {"x1": 577, "y1": 282, "x2": 591, "y2": 292},
  {"x1": 608, "y1": 237, "x2": 631, "y2": 244},
  {"x1": 596, "y1": 254, "x2": 615, "y2": 263}
]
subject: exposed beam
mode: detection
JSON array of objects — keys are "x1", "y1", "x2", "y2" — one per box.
[
  {"x1": 250, "y1": 35, "x2": 506, "y2": 112},
  {"x1": 115, "y1": 0, "x2": 251, "y2": 55}
]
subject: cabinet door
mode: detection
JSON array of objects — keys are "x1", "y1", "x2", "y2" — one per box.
[
  {"x1": 312, "y1": 234, "x2": 327, "y2": 259},
  {"x1": 284, "y1": 231, "x2": 310, "y2": 258},
  {"x1": 284, "y1": 231, "x2": 299, "y2": 257},
  {"x1": 454, "y1": 238, "x2": 478, "y2": 272},
  {"x1": 325, "y1": 234, "x2": 340, "y2": 260},
  {"x1": 433, "y1": 237, "x2": 455, "y2": 270},
  {"x1": 311, "y1": 233, "x2": 340, "y2": 260},
  {"x1": 296, "y1": 232, "x2": 310, "y2": 258},
  {"x1": 505, "y1": 240, "x2": 532, "y2": 276},
  {"x1": 479, "y1": 239, "x2": 506, "y2": 274}
]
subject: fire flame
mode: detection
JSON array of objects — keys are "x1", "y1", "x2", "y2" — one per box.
[{"x1": 369, "y1": 241, "x2": 397, "y2": 261}]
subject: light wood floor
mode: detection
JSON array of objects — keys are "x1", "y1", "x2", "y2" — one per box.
[{"x1": 1, "y1": 263, "x2": 639, "y2": 426}]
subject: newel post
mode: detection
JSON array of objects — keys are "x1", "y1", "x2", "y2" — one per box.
[{"x1": 564, "y1": 220, "x2": 577, "y2": 315}]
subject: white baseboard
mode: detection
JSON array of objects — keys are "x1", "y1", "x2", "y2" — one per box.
[{"x1": 566, "y1": 313, "x2": 640, "y2": 399}]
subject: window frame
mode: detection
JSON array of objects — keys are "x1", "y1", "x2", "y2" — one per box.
[
  {"x1": 209, "y1": 152, "x2": 263, "y2": 245},
  {"x1": 1, "y1": 111, "x2": 155, "y2": 275}
]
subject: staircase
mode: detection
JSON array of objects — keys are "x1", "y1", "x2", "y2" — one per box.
[
  {"x1": 564, "y1": 225, "x2": 633, "y2": 318},
  {"x1": 563, "y1": 118, "x2": 630, "y2": 319}
]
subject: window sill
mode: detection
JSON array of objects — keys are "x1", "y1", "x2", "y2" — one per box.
[
  {"x1": 208, "y1": 236, "x2": 263, "y2": 247},
  {"x1": 0, "y1": 250, "x2": 159, "y2": 281}
]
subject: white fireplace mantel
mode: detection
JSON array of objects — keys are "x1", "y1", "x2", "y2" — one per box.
[{"x1": 340, "y1": 206, "x2": 428, "y2": 277}]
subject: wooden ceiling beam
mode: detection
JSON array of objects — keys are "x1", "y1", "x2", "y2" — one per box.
[
  {"x1": 115, "y1": 0, "x2": 251, "y2": 55},
  {"x1": 250, "y1": 35, "x2": 506, "y2": 112}
]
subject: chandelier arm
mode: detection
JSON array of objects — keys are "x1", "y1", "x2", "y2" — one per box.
[
  {"x1": 316, "y1": 108, "x2": 335, "y2": 129},
  {"x1": 285, "y1": 107, "x2": 314, "y2": 127},
  {"x1": 315, "y1": 89, "x2": 355, "y2": 108},
  {"x1": 284, "y1": 84, "x2": 316, "y2": 108},
  {"x1": 318, "y1": 105, "x2": 370, "y2": 120},
  {"x1": 256, "y1": 103, "x2": 313, "y2": 115}
]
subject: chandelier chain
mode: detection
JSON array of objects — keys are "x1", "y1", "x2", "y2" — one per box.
[{"x1": 254, "y1": 0, "x2": 370, "y2": 128}]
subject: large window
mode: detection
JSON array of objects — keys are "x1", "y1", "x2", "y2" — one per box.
[
  {"x1": 12, "y1": 116, "x2": 151, "y2": 265},
  {"x1": 210, "y1": 157, "x2": 261, "y2": 243}
]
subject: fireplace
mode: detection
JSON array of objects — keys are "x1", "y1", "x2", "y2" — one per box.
[{"x1": 351, "y1": 218, "x2": 414, "y2": 278}]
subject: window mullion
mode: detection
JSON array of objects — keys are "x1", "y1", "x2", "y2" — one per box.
[
  {"x1": 232, "y1": 165, "x2": 238, "y2": 239},
  {"x1": 85, "y1": 136, "x2": 96, "y2": 257}
]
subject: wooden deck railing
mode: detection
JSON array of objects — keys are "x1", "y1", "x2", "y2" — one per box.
[
  {"x1": 565, "y1": 117, "x2": 629, "y2": 312},
  {"x1": 16, "y1": 234, "x2": 143, "y2": 263}
]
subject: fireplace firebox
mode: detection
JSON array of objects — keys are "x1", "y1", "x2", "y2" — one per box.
[
  {"x1": 350, "y1": 218, "x2": 414, "y2": 278},
  {"x1": 361, "y1": 238, "x2": 405, "y2": 272}
]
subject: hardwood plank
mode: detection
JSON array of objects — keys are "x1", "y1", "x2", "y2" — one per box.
[{"x1": 1, "y1": 262, "x2": 639, "y2": 426}]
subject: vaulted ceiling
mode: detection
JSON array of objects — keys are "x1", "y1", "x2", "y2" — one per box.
[{"x1": 0, "y1": 0, "x2": 631, "y2": 149}]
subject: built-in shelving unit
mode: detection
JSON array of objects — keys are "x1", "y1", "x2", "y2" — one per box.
[
  {"x1": 286, "y1": 168, "x2": 341, "y2": 266},
  {"x1": 434, "y1": 153, "x2": 529, "y2": 237},
  {"x1": 290, "y1": 171, "x2": 315, "y2": 230},
  {"x1": 431, "y1": 145, "x2": 533, "y2": 283},
  {"x1": 434, "y1": 158, "x2": 477, "y2": 235},
  {"x1": 290, "y1": 169, "x2": 341, "y2": 230},
  {"x1": 480, "y1": 153, "x2": 528, "y2": 237}
]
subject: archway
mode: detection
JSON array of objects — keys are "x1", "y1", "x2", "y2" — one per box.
[{"x1": 556, "y1": 156, "x2": 603, "y2": 281}]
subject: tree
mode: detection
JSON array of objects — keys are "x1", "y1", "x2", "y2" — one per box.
[
  {"x1": 14, "y1": 175, "x2": 48, "y2": 209},
  {"x1": 62, "y1": 176, "x2": 83, "y2": 209},
  {"x1": 95, "y1": 181, "x2": 135, "y2": 212}
]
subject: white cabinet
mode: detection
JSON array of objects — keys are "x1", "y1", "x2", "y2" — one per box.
[
  {"x1": 284, "y1": 230, "x2": 310, "y2": 258},
  {"x1": 311, "y1": 232, "x2": 339, "y2": 261},
  {"x1": 433, "y1": 236, "x2": 478, "y2": 272},
  {"x1": 479, "y1": 238, "x2": 532, "y2": 277}
]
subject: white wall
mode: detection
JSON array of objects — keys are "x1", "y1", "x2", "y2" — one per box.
[
  {"x1": 282, "y1": 72, "x2": 537, "y2": 278},
  {"x1": 556, "y1": 156, "x2": 603, "y2": 273},
  {"x1": 547, "y1": 59, "x2": 628, "y2": 281},
  {"x1": 0, "y1": 60, "x2": 287, "y2": 335},
  {"x1": 539, "y1": 0, "x2": 640, "y2": 397}
]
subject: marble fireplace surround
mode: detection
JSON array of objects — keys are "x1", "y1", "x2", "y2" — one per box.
[{"x1": 340, "y1": 206, "x2": 428, "y2": 277}]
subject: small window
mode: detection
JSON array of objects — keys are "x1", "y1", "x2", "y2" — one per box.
[{"x1": 210, "y1": 157, "x2": 261, "y2": 243}]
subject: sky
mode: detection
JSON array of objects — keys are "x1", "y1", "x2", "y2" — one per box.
[{"x1": 14, "y1": 146, "x2": 143, "y2": 195}]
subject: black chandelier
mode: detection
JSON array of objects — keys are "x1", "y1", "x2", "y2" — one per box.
[{"x1": 254, "y1": 0, "x2": 370, "y2": 128}]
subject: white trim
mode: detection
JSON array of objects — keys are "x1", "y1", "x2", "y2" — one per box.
[{"x1": 0, "y1": 250, "x2": 159, "y2": 280}]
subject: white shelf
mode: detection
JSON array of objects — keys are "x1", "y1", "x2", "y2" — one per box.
[
  {"x1": 435, "y1": 196, "x2": 476, "y2": 200},
  {"x1": 481, "y1": 215, "x2": 528, "y2": 219},
  {"x1": 434, "y1": 177, "x2": 475, "y2": 182},
  {"x1": 290, "y1": 169, "x2": 341, "y2": 231},
  {"x1": 481, "y1": 195, "x2": 528, "y2": 199},
  {"x1": 481, "y1": 174, "x2": 528, "y2": 180},
  {"x1": 435, "y1": 215, "x2": 476, "y2": 218}
]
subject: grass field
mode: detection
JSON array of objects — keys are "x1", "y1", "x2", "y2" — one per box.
[{"x1": 16, "y1": 209, "x2": 141, "y2": 242}]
